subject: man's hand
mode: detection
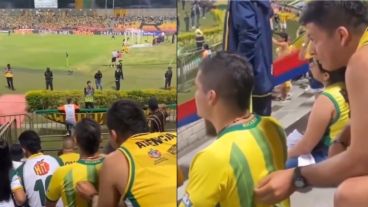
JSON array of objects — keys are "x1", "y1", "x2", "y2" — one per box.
[
  {"x1": 254, "y1": 169, "x2": 295, "y2": 204},
  {"x1": 76, "y1": 181, "x2": 97, "y2": 201}
]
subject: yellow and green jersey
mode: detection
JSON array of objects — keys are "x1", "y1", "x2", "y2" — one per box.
[
  {"x1": 316, "y1": 82, "x2": 349, "y2": 150},
  {"x1": 46, "y1": 157, "x2": 104, "y2": 207},
  {"x1": 118, "y1": 132, "x2": 177, "y2": 207},
  {"x1": 358, "y1": 27, "x2": 368, "y2": 49},
  {"x1": 181, "y1": 115, "x2": 289, "y2": 207},
  {"x1": 59, "y1": 153, "x2": 80, "y2": 166}
]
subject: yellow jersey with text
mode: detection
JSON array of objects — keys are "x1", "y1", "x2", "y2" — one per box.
[
  {"x1": 59, "y1": 153, "x2": 80, "y2": 166},
  {"x1": 118, "y1": 132, "x2": 177, "y2": 207}
]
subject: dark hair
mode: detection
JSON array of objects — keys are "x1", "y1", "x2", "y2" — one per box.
[
  {"x1": 107, "y1": 100, "x2": 149, "y2": 140},
  {"x1": 300, "y1": 1, "x2": 368, "y2": 34},
  {"x1": 66, "y1": 97, "x2": 72, "y2": 104},
  {"x1": 198, "y1": 52, "x2": 254, "y2": 111},
  {"x1": 75, "y1": 118, "x2": 101, "y2": 155},
  {"x1": 87, "y1": 80, "x2": 91, "y2": 84},
  {"x1": 0, "y1": 140, "x2": 13, "y2": 202},
  {"x1": 203, "y1": 44, "x2": 209, "y2": 50},
  {"x1": 315, "y1": 60, "x2": 348, "y2": 103},
  {"x1": 148, "y1": 97, "x2": 159, "y2": 111},
  {"x1": 18, "y1": 130, "x2": 41, "y2": 154},
  {"x1": 279, "y1": 32, "x2": 289, "y2": 42},
  {"x1": 10, "y1": 144, "x2": 23, "y2": 162},
  {"x1": 6, "y1": 64, "x2": 10, "y2": 69}
]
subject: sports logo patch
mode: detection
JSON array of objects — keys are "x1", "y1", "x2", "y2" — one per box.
[
  {"x1": 33, "y1": 159, "x2": 50, "y2": 176},
  {"x1": 148, "y1": 148, "x2": 161, "y2": 159}
]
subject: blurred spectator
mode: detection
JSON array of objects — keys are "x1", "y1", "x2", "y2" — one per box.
[
  {"x1": 147, "y1": 97, "x2": 168, "y2": 132},
  {"x1": 165, "y1": 66, "x2": 173, "y2": 89},
  {"x1": 4, "y1": 64, "x2": 14, "y2": 91},
  {"x1": 195, "y1": 28, "x2": 204, "y2": 50},
  {"x1": 9, "y1": 144, "x2": 24, "y2": 169},
  {"x1": 84, "y1": 80, "x2": 95, "y2": 109},
  {"x1": 44, "y1": 67, "x2": 53, "y2": 91},
  {"x1": 58, "y1": 98, "x2": 80, "y2": 136},
  {"x1": 58, "y1": 136, "x2": 80, "y2": 166},
  {"x1": 94, "y1": 70, "x2": 103, "y2": 90}
]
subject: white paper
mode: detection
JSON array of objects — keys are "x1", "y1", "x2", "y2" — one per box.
[
  {"x1": 298, "y1": 154, "x2": 316, "y2": 166},
  {"x1": 287, "y1": 129, "x2": 303, "y2": 149}
]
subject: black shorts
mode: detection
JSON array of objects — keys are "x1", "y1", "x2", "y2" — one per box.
[{"x1": 112, "y1": 57, "x2": 116, "y2": 62}]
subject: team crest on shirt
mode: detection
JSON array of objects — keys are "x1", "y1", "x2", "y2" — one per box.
[
  {"x1": 33, "y1": 159, "x2": 50, "y2": 176},
  {"x1": 148, "y1": 148, "x2": 167, "y2": 165},
  {"x1": 148, "y1": 148, "x2": 162, "y2": 158}
]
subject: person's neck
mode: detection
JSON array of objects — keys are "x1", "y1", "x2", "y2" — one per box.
[
  {"x1": 210, "y1": 109, "x2": 250, "y2": 134},
  {"x1": 26, "y1": 151, "x2": 42, "y2": 158},
  {"x1": 80, "y1": 152, "x2": 100, "y2": 160},
  {"x1": 63, "y1": 149, "x2": 75, "y2": 154}
]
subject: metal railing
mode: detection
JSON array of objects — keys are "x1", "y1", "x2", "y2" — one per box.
[
  {"x1": 0, "y1": 114, "x2": 33, "y2": 131},
  {"x1": 0, "y1": 105, "x2": 176, "y2": 155},
  {"x1": 0, "y1": 118, "x2": 17, "y2": 145},
  {"x1": 178, "y1": 42, "x2": 222, "y2": 92}
]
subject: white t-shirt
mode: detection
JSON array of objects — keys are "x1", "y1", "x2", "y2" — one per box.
[
  {"x1": 13, "y1": 153, "x2": 61, "y2": 207},
  {"x1": 64, "y1": 104, "x2": 76, "y2": 123},
  {"x1": 0, "y1": 198, "x2": 15, "y2": 207},
  {"x1": 112, "y1": 51, "x2": 118, "y2": 58}
]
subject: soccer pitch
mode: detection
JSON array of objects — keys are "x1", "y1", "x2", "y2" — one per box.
[{"x1": 0, "y1": 33, "x2": 176, "y2": 93}]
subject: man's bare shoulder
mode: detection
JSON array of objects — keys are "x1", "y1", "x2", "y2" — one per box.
[
  {"x1": 348, "y1": 47, "x2": 368, "y2": 72},
  {"x1": 103, "y1": 150, "x2": 128, "y2": 168}
]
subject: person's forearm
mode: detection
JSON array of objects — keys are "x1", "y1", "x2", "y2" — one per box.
[
  {"x1": 328, "y1": 142, "x2": 346, "y2": 157},
  {"x1": 92, "y1": 195, "x2": 99, "y2": 207},
  {"x1": 302, "y1": 148, "x2": 368, "y2": 187},
  {"x1": 328, "y1": 124, "x2": 350, "y2": 157},
  {"x1": 288, "y1": 142, "x2": 310, "y2": 158}
]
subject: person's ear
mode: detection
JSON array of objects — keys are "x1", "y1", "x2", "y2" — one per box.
[
  {"x1": 109, "y1": 130, "x2": 119, "y2": 149},
  {"x1": 336, "y1": 26, "x2": 350, "y2": 47},
  {"x1": 207, "y1": 90, "x2": 218, "y2": 106}
]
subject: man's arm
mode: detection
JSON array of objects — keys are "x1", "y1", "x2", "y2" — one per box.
[
  {"x1": 10, "y1": 173, "x2": 26, "y2": 206},
  {"x1": 301, "y1": 50, "x2": 368, "y2": 186},
  {"x1": 254, "y1": 50, "x2": 368, "y2": 204},
  {"x1": 179, "y1": 150, "x2": 225, "y2": 207},
  {"x1": 98, "y1": 151, "x2": 129, "y2": 207},
  {"x1": 288, "y1": 95, "x2": 334, "y2": 158},
  {"x1": 328, "y1": 123, "x2": 351, "y2": 157}
]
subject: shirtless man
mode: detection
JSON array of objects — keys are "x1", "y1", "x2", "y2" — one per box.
[{"x1": 255, "y1": 1, "x2": 368, "y2": 206}]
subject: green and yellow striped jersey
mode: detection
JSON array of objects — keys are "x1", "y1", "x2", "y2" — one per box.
[
  {"x1": 46, "y1": 157, "x2": 104, "y2": 207},
  {"x1": 181, "y1": 115, "x2": 289, "y2": 207}
]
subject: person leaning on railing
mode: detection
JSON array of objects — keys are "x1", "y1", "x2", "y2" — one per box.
[{"x1": 58, "y1": 98, "x2": 80, "y2": 136}]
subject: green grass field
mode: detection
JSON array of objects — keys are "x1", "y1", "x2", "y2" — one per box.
[{"x1": 0, "y1": 33, "x2": 176, "y2": 93}]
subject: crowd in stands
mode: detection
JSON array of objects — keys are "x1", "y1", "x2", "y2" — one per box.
[{"x1": 0, "y1": 9, "x2": 176, "y2": 32}]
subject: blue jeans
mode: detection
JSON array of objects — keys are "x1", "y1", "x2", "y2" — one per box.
[{"x1": 286, "y1": 149, "x2": 328, "y2": 168}]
